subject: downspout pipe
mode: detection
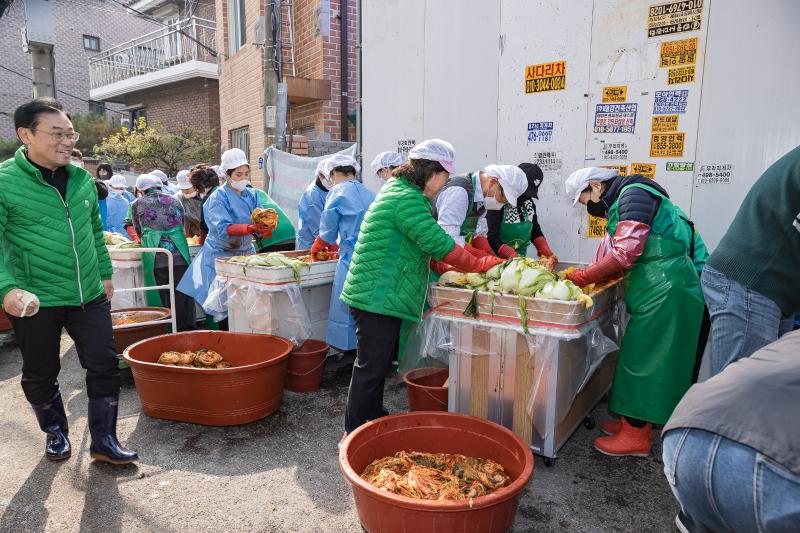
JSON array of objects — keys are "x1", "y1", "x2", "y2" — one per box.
[{"x1": 340, "y1": 0, "x2": 349, "y2": 142}]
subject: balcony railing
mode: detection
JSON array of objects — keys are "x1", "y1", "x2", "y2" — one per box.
[{"x1": 88, "y1": 17, "x2": 217, "y2": 90}]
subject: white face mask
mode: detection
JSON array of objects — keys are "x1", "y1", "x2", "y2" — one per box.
[
  {"x1": 228, "y1": 179, "x2": 250, "y2": 191},
  {"x1": 484, "y1": 196, "x2": 505, "y2": 211},
  {"x1": 183, "y1": 191, "x2": 198, "y2": 199}
]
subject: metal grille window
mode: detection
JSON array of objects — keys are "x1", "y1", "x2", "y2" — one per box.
[
  {"x1": 229, "y1": 127, "x2": 250, "y2": 158},
  {"x1": 83, "y1": 35, "x2": 100, "y2": 52},
  {"x1": 228, "y1": 0, "x2": 247, "y2": 54},
  {"x1": 88, "y1": 101, "x2": 105, "y2": 115}
]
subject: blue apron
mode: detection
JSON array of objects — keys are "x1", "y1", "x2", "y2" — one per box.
[
  {"x1": 297, "y1": 180, "x2": 329, "y2": 249},
  {"x1": 318, "y1": 180, "x2": 375, "y2": 350},
  {"x1": 177, "y1": 185, "x2": 258, "y2": 307}
]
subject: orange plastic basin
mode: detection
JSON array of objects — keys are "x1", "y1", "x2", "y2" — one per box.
[
  {"x1": 124, "y1": 330, "x2": 293, "y2": 426},
  {"x1": 339, "y1": 412, "x2": 534, "y2": 533}
]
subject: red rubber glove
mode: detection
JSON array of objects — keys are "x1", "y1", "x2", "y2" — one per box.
[
  {"x1": 566, "y1": 253, "x2": 625, "y2": 286},
  {"x1": 443, "y1": 245, "x2": 504, "y2": 273},
  {"x1": 253, "y1": 226, "x2": 273, "y2": 239},
  {"x1": 533, "y1": 236, "x2": 555, "y2": 258},
  {"x1": 227, "y1": 224, "x2": 257, "y2": 237},
  {"x1": 310, "y1": 235, "x2": 335, "y2": 261},
  {"x1": 471, "y1": 236, "x2": 495, "y2": 255},
  {"x1": 497, "y1": 244, "x2": 518, "y2": 259},
  {"x1": 125, "y1": 225, "x2": 141, "y2": 244},
  {"x1": 464, "y1": 243, "x2": 492, "y2": 259},
  {"x1": 430, "y1": 259, "x2": 456, "y2": 275}
]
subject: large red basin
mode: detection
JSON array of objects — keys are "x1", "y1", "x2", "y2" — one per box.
[
  {"x1": 123, "y1": 330, "x2": 293, "y2": 426},
  {"x1": 339, "y1": 412, "x2": 534, "y2": 533}
]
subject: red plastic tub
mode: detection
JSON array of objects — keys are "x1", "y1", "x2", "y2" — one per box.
[
  {"x1": 285, "y1": 339, "x2": 329, "y2": 392},
  {"x1": 123, "y1": 330, "x2": 293, "y2": 426},
  {"x1": 111, "y1": 307, "x2": 171, "y2": 355},
  {"x1": 403, "y1": 367, "x2": 449, "y2": 412},
  {"x1": 339, "y1": 412, "x2": 534, "y2": 533}
]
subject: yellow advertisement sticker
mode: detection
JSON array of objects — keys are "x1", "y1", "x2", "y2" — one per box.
[
  {"x1": 668, "y1": 65, "x2": 696, "y2": 84},
  {"x1": 659, "y1": 37, "x2": 699, "y2": 67},
  {"x1": 650, "y1": 133, "x2": 686, "y2": 158},
  {"x1": 652, "y1": 115, "x2": 679, "y2": 132},
  {"x1": 599, "y1": 165, "x2": 628, "y2": 176},
  {"x1": 630, "y1": 162, "x2": 656, "y2": 179},
  {"x1": 602, "y1": 86, "x2": 628, "y2": 103},
  {"x1": 525, "y1": 61, "x2": 567, "y2": 94},
  {"x1": 588, "y1": 215, "x2": 607, "y2": 239}
]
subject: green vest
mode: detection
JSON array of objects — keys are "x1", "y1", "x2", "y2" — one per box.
[
  {"x1": 606, "y1": 183, "x2": 705, "y2": 424},
  {"x1": 254, "y1": 188, "x2": 296, "y2": 249},
  {"x1": 0, "y1": 147, "x2": 111, "y2": 306},
  {"x1": 341, "y1": 177, "x2": 455, "y2": 322}
]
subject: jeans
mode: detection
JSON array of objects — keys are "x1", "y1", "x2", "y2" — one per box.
[
  {"x1": 10, "y1": 295, "x2": 120, "y2": 404},
  {"x1": 663, "y1": 428, "x2": 800, "y2": 532},
  {"x1": 344, "y1": 308, "x2": 402, "y2": 433},
  {"x1": 701, "y1": 266, "x2": 794, "y2": 376}
]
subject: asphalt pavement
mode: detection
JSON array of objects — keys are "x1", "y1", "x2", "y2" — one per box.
[{"x1": 0, "y1": 335, "x2": 678, "y2": 532}]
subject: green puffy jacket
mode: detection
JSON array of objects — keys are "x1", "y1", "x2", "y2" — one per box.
[
  {"x1": 341, "y1": 176, "x2": 455, "y2": 322},
  {"x1": 0, "y1": 147, "x2": 112, "y2": 307}
]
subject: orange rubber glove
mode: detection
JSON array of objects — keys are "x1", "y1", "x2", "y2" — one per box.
[
  {"x1": 125, "y1": 225, "x2": 140, "y2": 244},
  {"x1": 566, "y1": 253, "x2": 624, "y2": 286},
  {"x1": 533, "y1": 236, "x2": 554, "y2": 258},
  {"x1": 471, "y1": 236, "x2": 495, "y2": 255},
  {"x1": 497, "y1": 244, "x2": 518, "y2": 259},
  {"x1": 430, "y1": 259, "x2": 456, "y2": 275},
  {"x1": 464, "y1": 243, "x2": 492, "y2": 259},
  {"x1": 443, "y1": 245, "x2": 504, "y2": 273},
  {"x1": 310, "y1": 236, "x2": 336, "y2": 261},
  {"x1": 227, "y1": 224, "x2": 261, "y2": 237}
]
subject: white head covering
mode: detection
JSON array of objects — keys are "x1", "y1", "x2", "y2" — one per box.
[
  {"x1": 325, "y1": 154, "x2": 361, "y2": 175},
  {"x1": 370, "y1": 151, "x2": 405, "y2": 176},
  {"x1": 564, "y1": 167, "x2": 619, "y2": 206},
  {"x1": 211, "y1": 165, "x2": 225, "y2": 179},
  {"x1": 109, "y1": 174, "x2": 127, "y2": 189},
  {"x1": 409, "y1": 139, "x2": 455, "y2": 173},
  {"x1": 136, "y1": 173, "x2": 162, "y2": 192},
  {"x1": 220, "y1": 148, "x2": 249, "y2": 172},
  {"x1": 315, "y1": 159, "x2": 329, "y2": 179},
  {"x1": 151, "y1": 169, "x2": 168, "y2": 183},
  {"x1": 483, "y1": 164, "x2": 529, "y2": 208},
  {"x1": 176, "y1": 169, "x2": 192, "y2": 190}
]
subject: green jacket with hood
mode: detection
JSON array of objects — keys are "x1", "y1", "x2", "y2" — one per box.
[
  {"x1": 0, "y1": 146, "x2": 112, "y2": 307},
  {"x1": 340, "y1": 176, "x2": 455, "y2": 322}
]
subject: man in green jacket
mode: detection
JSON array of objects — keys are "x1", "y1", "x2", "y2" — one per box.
[
  {"x1": 702, "y1": 145, "x2": 800, "y2": 375},
  {"x1": 0, "y1": 98, "x2": 137, "y2": 464}
]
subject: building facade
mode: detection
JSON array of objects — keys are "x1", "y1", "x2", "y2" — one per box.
[
  {"x1": 88, "y1": 0, "x2": 221, "y2": 144},
  {"x1": 0, "y1": 0, "x2": 157, "y2": 138},
  {"x1": 216, "y1": 0, "x2": 358, "y2": 185}
]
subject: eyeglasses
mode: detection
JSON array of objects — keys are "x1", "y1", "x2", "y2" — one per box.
[{"x1": 32, "y1": 129, "x2": 80, "y2": 143}]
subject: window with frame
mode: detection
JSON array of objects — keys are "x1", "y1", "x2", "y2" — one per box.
[
  {"x1": 88, "y1": 101, "x2": 104, "y2": 116},
  {"x1": 228, "y1": 0, "x2": 247, "y2": 54},
  {"x1": 229, "y1": 127, "x2": 250, "y2": 159},
  {"x1": 83, "y1": 35, "x2": 100, "y2": 52}
]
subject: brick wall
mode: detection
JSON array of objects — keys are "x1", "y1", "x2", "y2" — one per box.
[
  {"x1": 216, "y1": 0, "x2": 267, "y2": 185},
  {"x1": 0, "y1": 0, "x2": 158, "y2": 138},
  {"x1": 288, "y1": 0, "x2": 358, "y2": 142},
  {"x1": 122, "y1": 78, "x2": 221, "y2": 139},
  {"x1": 216, "y1": 0, "x2": 359, "y2": 181}
]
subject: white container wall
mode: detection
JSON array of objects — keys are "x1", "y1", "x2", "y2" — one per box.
[{"x1": 362, "y1": 0, "x2": 800, "y2": 259}]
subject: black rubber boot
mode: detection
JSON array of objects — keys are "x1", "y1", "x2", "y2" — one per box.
[
  {"x1": 31, "y1": 392, "x2": 71, "y2": 461},
  {"x1": 88, "y1": 396, "x2": 138, "y2": 465}
]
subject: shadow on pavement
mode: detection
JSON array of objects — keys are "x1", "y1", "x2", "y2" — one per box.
[{"x1": 0, "y1": 457, "x2": 59, "y2": 533}]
